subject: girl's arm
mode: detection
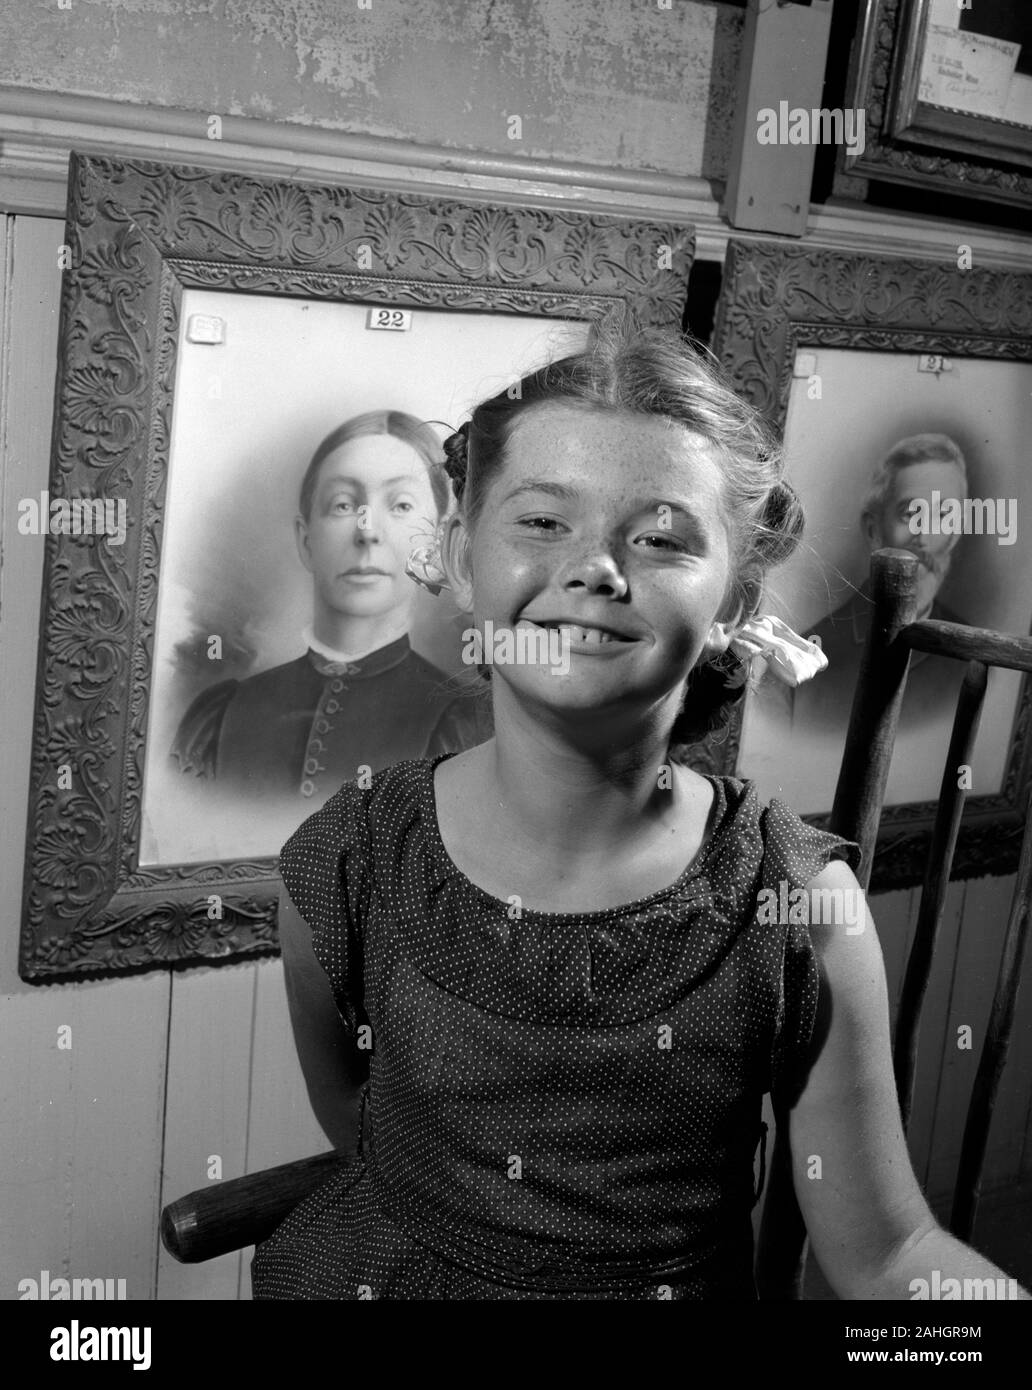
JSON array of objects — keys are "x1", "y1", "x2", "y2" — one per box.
[
  {"x1": 785, "y1": 858, "x2": 1030, "y2": 1300},
  {"x1": 278, "y1": 885, "x2": 369, "y2": 1154}
]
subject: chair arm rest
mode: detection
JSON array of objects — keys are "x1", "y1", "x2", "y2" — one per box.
[{"x1": 160, "y1": 1150, "x2": 352, "y2": 1264}]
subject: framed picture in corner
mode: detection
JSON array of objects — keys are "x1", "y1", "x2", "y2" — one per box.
[
  {"x1": 709, "y1": 237, "x2": 1032, "y2": 891},
  {"x1": 20, "y1": 151, "x2": 694, "y2": 980}
]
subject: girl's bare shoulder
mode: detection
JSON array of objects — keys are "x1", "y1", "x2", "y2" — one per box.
[{"x1": 432, "y1": 740, "x2": 494, "y2": 810}]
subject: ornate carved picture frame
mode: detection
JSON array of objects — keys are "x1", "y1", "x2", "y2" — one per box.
[
  {"x1": 711, "y1": 238, "x2": 1032, "y2": 891},
  {"x1": 843, "y1": 0, "x2": 1032, "y2": 209},
  {"x1": 20, "y1": 151, "x2": 694, "y2": 982}
]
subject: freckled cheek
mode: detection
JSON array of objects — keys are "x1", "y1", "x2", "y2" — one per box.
[{"x1": 472, "y1": 538, "x2": 541, "y2": 590}]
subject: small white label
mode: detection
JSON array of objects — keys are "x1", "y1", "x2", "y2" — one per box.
[
  {"x1": 186, "y1": 314, "x2": 226, "y2": 345},
  {"x1": 793, "y1": 352, "x2": 818, "y2": 378},
  {"x1": 366, "y1": 307, "x2": 412, "y2": 332},
  {"x1": 918, "y1": 354, "x2": 952, "y2": 373}
]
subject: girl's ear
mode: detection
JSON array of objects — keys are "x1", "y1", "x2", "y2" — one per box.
[
  {"x1": 702, "y1": 621, "x2": 734, "y2": 659},
  {"x1": 438, "y1": 513, "x2": 475, "y2": 611},
  {"x1": 703, "y1": 595, "x2": 746, "y2": 658}
]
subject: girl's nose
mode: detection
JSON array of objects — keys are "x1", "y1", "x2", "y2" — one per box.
[{"x1": 556, "y1": 546, "x2": 629, "y2": 597}]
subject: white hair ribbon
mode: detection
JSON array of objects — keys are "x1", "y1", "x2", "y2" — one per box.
[{"x1": 728, "y1": 615, "x2": 827, "y2": 687}]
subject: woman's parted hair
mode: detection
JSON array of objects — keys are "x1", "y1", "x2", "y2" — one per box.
[
  {"x1": 446, "y1": 324, "x2": 804, "y2": 752},
  {"x1": 299, "y1": 410, "x2": 451, "y2": 523}
]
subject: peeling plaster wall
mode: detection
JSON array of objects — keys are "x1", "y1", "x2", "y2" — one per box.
[{"x1": 0, "y1": 0, "x2": 743, "y2": 180}]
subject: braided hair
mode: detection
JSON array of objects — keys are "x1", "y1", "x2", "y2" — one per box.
[{"x1": 441, "y1": 421, "x2": 472, "y2": 505}]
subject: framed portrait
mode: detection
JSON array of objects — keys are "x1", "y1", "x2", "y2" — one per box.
[
  {"x1": 20, "y1": 151, "x2": 694, "y2": 981},
  {"x1": 844, "y1": 0, "x2": 1032, "y2": 208},
  {"x1": 710, "y1": 238, "x2": 1032, "y2": 891}
]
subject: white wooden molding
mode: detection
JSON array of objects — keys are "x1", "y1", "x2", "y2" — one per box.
[
  {"x1": 2, "y1": 84, "x2": 1030, "y2": 271},
  {"x1": 711, "y1": 198, "x2": 1032, "y2": 271},
  {"x1": 0, "y1": 84, "x2": 720, "y2": 223}
]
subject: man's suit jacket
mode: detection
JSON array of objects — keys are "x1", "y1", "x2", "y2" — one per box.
[{"x1": 788, "y1": 585, "x2": 967, "y2": 736}]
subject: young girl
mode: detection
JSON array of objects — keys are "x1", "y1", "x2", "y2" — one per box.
[{"x1": 251, "y1": 328, "x2": 1028, "y2": 1301}]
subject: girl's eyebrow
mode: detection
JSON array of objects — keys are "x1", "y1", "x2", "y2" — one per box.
[
  {"x1": 501, "y1": 479, "x2": 580, "y2": 505},
  {"x1": 502, "y1": 478, "x2": 707, "y2": 523}
]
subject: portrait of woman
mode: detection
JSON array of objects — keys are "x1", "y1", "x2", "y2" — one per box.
[
  {"x1": 169, "y1": 410, "x2": 491, "y2": 806},
  {"x1": 136, "y1": 289, "x2": 578, "y2": 867}
]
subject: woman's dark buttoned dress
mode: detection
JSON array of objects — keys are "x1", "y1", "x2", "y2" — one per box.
[{"x1": 170, "y1": 634, "x2": 492, "y2": 804}]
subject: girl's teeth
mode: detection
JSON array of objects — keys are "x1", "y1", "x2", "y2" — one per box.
[{"x1": 556, "y1": 624, "x2": 612, "y2": 645}]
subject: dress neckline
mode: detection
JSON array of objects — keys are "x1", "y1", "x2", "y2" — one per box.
[
  {"x1": 306, "y1": 632, "x2": 411, "y2": 679},
  {"x1": 420, "y1": 751, "x2": 736, "y2": 922}
]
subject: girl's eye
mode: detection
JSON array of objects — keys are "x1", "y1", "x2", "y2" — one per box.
[
  {"x1": 637, "y1": 533, "x2": 682, "y2": 550},
  {"x1": 516, "y1": 518, "x2": 686, "y2": 549},
  {"x1": 392, "y1": 500, "x2": 415, "y2": 513}
]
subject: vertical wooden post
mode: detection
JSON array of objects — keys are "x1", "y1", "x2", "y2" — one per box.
[
  {"x1": 724, "y1": 0, "x2": 835, "y2": 237},
  {"x1": 894, "y1": 661, "x2": 988, "y2": 1130},
  {"x1": 829, "y1": 549, "x2": 921, "y2": 884},
  {"x1": 951, "y1": 796, "x2": 1032, "y2": 1241}
]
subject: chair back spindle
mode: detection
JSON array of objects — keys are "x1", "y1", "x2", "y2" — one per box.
[
  {"x1": 894, "y1": 660, "x2": 988, "y2": 1129},
  {"x1": 951, "y1": 799, "x2": 1032, "y2": 1240},
  {"x1": 828, "y1": 549, "x2": 922, "y2": 881}
]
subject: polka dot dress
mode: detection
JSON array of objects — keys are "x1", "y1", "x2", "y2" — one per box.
[{"x1": 251, "y1": 752, "x2": 860, "y2": 1301}]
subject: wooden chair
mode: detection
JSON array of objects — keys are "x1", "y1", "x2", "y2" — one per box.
[
  {"x1": 756, "y1": 547, "x2": 1032, "y2": 1297},
  {"x1": 162, "y1": 547, "x2": 1032, "y2": 1290}
]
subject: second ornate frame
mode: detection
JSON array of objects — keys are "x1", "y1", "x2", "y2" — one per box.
[{"x1": 711, "y1": 237, "x2": 1032, "y2": 891}]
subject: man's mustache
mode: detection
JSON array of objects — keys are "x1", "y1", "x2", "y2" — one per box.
[{"x1": 907, "y1": 545, "x2": 953, "y2": 582}]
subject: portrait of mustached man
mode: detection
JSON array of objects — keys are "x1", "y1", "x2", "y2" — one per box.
[{"x1": 788, "y1": 434, "x2": 970, "y2": 737}]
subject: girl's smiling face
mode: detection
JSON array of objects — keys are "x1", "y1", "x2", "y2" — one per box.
[{"x1": 445, "y1": 403, "x2": 738, "y2": 731}]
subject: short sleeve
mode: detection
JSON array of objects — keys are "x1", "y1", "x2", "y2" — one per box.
[
  {"x1": 759, "y1": 798, "x2": 862, "y2": 1116},
  {"x1": 277, "y1": 779, "x2": 373, "y2": 1032}
]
